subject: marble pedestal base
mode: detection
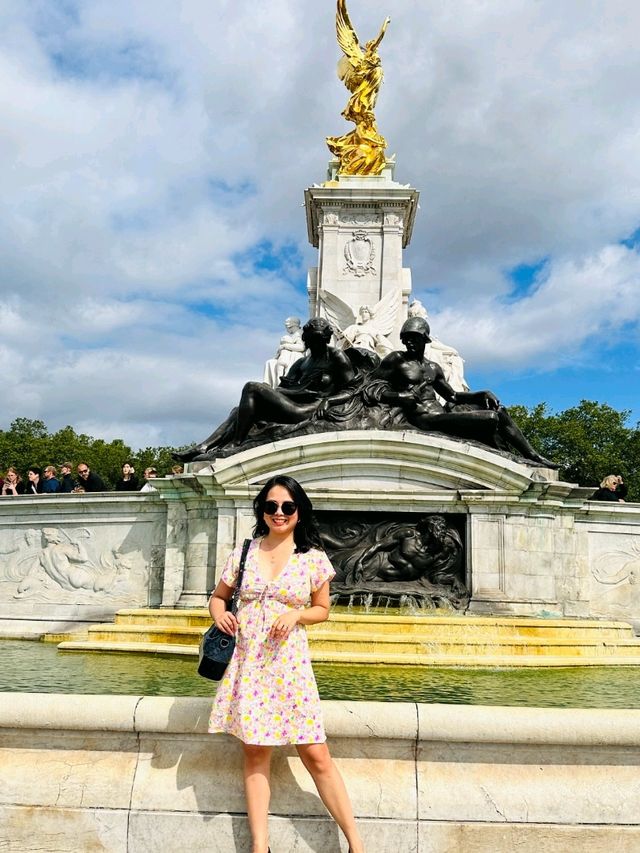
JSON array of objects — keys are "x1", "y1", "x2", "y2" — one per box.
[{"x1": 153, "y1": 430, "x2": 640, "y2": 626}]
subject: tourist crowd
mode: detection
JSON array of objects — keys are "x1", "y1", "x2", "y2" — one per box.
[{"x1": 0, "y1": 462, "x2": 184, "y2": 495}]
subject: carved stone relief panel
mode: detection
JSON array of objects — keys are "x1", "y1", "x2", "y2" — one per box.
[
  {"x1": 339, "y1": 210, "x2": 382, "y2": 227},
  {"x1": 0, "y1": 521, "x2": 164, "y2": 606},
  {"x1": 322, "y1": 210, "x2": 340, "y2": 226},
  {"x1": 383, "y1": 211, "x2": 403, "y2": 227},
  {"x1": 343, "y1": 230, "x2": 376, "y2": 277},
  {"x1": 588, "y1": 529, "x2": 640, "y2": 619}
]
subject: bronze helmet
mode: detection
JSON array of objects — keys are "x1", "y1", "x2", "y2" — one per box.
[{"x1": 400, "y1": 316, "x2": 431, "y2": 342}]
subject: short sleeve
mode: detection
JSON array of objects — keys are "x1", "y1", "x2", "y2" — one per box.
[
  {"x1": 220, "y1": 545, "x2": 242, "y2": 588},
  {"x1": 309, "y1": 549, "x2": 336, "y2": 592}
]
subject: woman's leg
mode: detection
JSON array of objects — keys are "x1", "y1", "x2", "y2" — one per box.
[
  {"x1": 296, "y1": 742, "x2": 364, "y2": 853},
  {"x1": 242, "y1": 743, "x2": 273, "y2": 853}
]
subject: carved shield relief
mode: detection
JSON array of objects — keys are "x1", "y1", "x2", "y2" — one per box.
[{"x1": 343, "y1": 230, "x2": 376, "y2": 277}]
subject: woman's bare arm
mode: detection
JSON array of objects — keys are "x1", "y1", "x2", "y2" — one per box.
[
  {"x1": 209, "y1": 579, "x2": 238, "y2": 635},
  {"x1": 269, "y1": 580, "x2": 331, "y2": 639}
]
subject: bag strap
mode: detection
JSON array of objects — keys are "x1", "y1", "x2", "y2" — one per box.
[{"x1": 229, "y1": 538, "x2": 251, "y2": 615}]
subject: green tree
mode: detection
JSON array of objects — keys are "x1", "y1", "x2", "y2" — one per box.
[
  {"x1": 131, "y1": 445, "x2": 177, "y2": 478},
  {"x1": 0, "y1": 418, "x2": 50, "y2": 470},
  {"x1": 508, "y1": 400, "x2": 640, "y2": 499},
  {"x1": 0, "y1": 419, "x2": 134, "y2": 489}
]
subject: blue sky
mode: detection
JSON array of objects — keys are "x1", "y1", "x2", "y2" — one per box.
[{"x1": 0, "y1": 0, "x2": 638, "y2": 449}]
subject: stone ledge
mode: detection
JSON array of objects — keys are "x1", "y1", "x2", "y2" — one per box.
[
  {"x1": 0, "y1": 692, "x2": 142, "y2": 731},
  {"x1": 3, "y1": 695, "x2": 640, "y2": 746},
  {"x1": 2, "y1": 695, "x2": 640, "y2": 852},
  {"x1": 417, "y1": 703, "x2": 640, "y2": 746}
]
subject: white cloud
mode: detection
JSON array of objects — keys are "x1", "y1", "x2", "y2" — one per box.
[
  {"x1": 431, "y1": 244, "x2": 640, "y2": 369},
  {"x1": 0, "y1": 0, "x2": 639, "y2": 447}
]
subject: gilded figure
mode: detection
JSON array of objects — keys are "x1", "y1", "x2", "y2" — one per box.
[{"x1": 326, "y1": 0, "x2": 391, "y2": 176}]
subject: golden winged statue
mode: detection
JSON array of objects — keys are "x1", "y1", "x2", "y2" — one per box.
[{"x1": 326, "y1": 0, "x2": 391, "y2": 176}]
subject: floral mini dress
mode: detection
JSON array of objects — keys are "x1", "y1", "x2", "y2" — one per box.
[{"x1": 208, "y1": 538, "x2": 335, "y2": 745}]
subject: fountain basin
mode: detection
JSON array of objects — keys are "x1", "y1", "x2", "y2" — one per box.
[{"x1": 4, "y1": 639, "x2": 640, "y2": 707}]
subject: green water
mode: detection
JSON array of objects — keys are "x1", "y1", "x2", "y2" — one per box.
[{"x1": 1, "y1": 640, "x2": 640, "y2": 707}]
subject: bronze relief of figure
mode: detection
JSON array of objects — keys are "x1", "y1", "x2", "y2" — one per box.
[{"x1": 319, "y1": 513, "x2": 469, "y2": 609}]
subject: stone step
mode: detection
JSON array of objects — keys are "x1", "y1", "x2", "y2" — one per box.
[
  {"x1": 81, "y1": 624, "x2": 204, "y2": 645},
  {"x1": 54, "y1": 608, "x2": 640, "y2": 667},
  {"x1": 309, "y1": 615, "x2": 634, "y2": 641},
  {"x1": 43, "y1": 630, "x2": 90, "y2": 643},
  {"x1": 309, "y1": 651, "x2": 640, "y2": 668},
  {"x1": 54, "y1": 640, "x2": 640, "y2": 669},
  {"x1": 77, "y1": 622, "x2": 640, "y2": 656},
  {"x1": 56, "y1": 621, "x2": 640, "y2": 664},
  {"x1": 58, "y1": 641, "x2": 198, "y2": 656},
  {"x1": 112, "y1": 609, "x2": 634, "y2": 640},
  {"x1": 116, "y1": 609, "x2": 210, "y2": 628},
  {"x1": 308, "y1": 634, "x2": 640, "y2": 657}
]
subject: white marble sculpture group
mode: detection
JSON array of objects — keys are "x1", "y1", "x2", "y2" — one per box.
[{"x1": 264, "y1": 297, "x2": 468, "y2": 393}]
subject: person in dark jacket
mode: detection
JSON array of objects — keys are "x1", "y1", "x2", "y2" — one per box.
[
  {"x1": 115, "y1": 462, "x2": 139, "y2": 491},
  {"x1": 42, "y1": 466, "x2": 60, "y2": 493},
  {"x1": 25, "y1": 466, "x2": 44, "y2": 494},
  {"x1": 76, "y1": 462, "x2": 107, "y2": 492},
  {"x1": 58, "y1": 462, "x2": 76, "y2": 493},
  {"x1": 591, "y1": 475, "x2": 627, "y2": 503}
]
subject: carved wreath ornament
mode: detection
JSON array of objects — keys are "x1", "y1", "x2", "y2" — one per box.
[{"x1": 343, "y1": 230, "x2": 376, "y2": 277}]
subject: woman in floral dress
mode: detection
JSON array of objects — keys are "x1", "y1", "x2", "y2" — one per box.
[{"x1": 208, "y1": 475, "x2": 364, "y2": 853}]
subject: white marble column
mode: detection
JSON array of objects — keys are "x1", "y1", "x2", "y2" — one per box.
[{"x1": 304, "y1": 160, "x2": 419, "y2": 347}]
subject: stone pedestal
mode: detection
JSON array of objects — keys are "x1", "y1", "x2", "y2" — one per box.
[
  {"x1": 0, "y1": 438, "x2": 639, "y2": 635},
  {"x1": 155, "y1": 433, "x2": 631, "y2": 626},
  {"x1": 304, "y1": 160, "x2": 419, "y2": 346}
]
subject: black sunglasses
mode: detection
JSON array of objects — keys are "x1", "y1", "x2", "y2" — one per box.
[{"x1": 263, "y1": 500, "x2": 297, "y2": 516}]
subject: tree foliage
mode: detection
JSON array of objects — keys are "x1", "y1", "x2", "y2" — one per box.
[
  {"x1": 508, "y1": 400, "x2": 640, "y2": 499},
  {"x1": 0, "y1": 419, "x2": 188, "y2": 490},
  {"x1": 1, "y1": 403, "x2": 638, "y2": 498}
]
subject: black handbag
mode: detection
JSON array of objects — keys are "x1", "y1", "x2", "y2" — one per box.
[{"x1": 198, "y1": 538, "x2": 251, "y2": 681}]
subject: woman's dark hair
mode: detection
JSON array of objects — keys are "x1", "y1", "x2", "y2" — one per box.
[
  {"x1": 252, "y1": 475, "x2": 324, "y2": 553},
  {"x1": 27, "y1": 466, "x2": 41, "y2": 477}
]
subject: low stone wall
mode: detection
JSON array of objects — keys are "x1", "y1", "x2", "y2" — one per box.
[
  {"x1": 2, "y1": 436, "x2": 640, "y2": 637},
  {"x1": 0, "y1": 493, "x2": 166, "y2": 637},
  {"x1": 1, "y1": 694, "x2": 639, "y2": 852}
]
